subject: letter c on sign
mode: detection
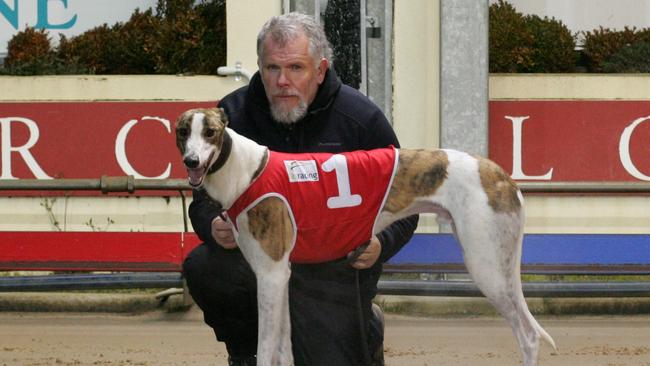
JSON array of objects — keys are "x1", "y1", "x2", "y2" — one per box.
[
  {"x1": 619, "y1": 115, "x2": 650, "y2": 181},
  {"x1": 115, "y1": 116, "x2": 172, "y2": 179}
]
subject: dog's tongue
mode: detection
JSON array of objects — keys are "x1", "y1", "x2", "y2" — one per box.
[{"x1": 187, "y1": 167, "x2": 205, "y2": 187}]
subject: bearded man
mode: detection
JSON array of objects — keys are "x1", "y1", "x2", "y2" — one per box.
[{"x1": 183, "y1": 12, "x2": 418, "y2": 366}]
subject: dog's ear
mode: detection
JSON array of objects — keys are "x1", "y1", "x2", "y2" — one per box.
[{"x1": 217, "y1": 107, "x2": 229, "y2": 127}]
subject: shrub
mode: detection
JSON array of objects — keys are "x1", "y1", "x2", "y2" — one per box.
[
  {"x1": 524, "y1": 14, "x2": 576, "y2": 72},
  {"x1": 489, "y1": 1, "x2": 576, "y2": 73},
  {"x1": 153, "y1": 0, "x2": 226, "y2": 74},
  {"x1": 3, "y1": 27, "x2": 55, "y2": 74},
  {"x1": 489, "y1": 0, "x2": 533, "y2": 72},
  {"x1": 581, "y1": 27, "x2": 639, "y2": 72},
  {"x1": 2, "y1": 0, "x2": 226, "y2": 75},
  {"x1": 57, "y1": 24, "x2": 120, "y2": 74},
  {"x1": 602, "y1": 42, "x2": 650, "y2": 72},
  {"x1": 112, "y1": 9, "x2": 160, "y2": 74},
  {"x1": 193, "y1": 0, "x2": 228, "y2": 74},
  {"x1": 153, "y1": 3, "x2": 208, "y2": 74}
]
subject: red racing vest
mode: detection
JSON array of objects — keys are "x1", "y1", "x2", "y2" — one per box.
[{"x1": 226, "y1": 148, "x2": 398, "y2": 263}]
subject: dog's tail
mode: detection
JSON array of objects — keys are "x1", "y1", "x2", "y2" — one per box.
[{"x1": 531, "y1": 311, "x2": 557, "y2": 351}]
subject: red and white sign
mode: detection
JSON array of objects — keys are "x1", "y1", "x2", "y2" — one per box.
[
  {"x1": 0, "y1": 101, "x2": 215, "y2": 195},
  {"x1": 489, "y1": 101, "x2": 650, "y2": 182},
  {"x1": 3, "y1": 100, "x2": 649, "y2": 197}
]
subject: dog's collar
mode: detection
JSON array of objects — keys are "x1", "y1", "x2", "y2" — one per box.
[{"x1": 206, "y1": 130, "x2": 232, "y2": 175}]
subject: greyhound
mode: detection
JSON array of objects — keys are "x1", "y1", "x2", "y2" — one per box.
[{"x1": 175, "y1": 107, "x2": 556, "y2": 366}]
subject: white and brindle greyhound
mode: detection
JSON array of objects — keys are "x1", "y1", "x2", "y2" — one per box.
[{"x1": 175, "y1": 108, "x2": 556, "y2": 366}]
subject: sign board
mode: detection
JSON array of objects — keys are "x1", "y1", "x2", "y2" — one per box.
[
  {"x1": 2, "y1": 100, "x2": 650, "y2": 197},
  {"x1": 489, "y1": 101, "x2": 650, "y2": 182},
  {"x1": 1, "y1": 0, "x2": 157, "y2": 56},
  {"x1": 0, "y1": 101, "x2": 215, "y2": 195}
]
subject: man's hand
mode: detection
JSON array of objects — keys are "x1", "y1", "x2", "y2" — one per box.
[
  {"x1": 211, "y1": 216, "x2": 238, "y2": 249},
  {"x1": 347, "y1": 236, "x2": 382, "y2": 269}
]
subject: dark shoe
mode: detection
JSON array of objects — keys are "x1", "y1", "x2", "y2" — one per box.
[
  {"x1": 228, "y1": 355, "x2": 256, "y2": 366},
  {"x1": 370, "y1": 303, "x2": 385, "y2": 366}
]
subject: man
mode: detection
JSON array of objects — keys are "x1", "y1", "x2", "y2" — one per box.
[{"x1": 183, "y1": 12, "x2": 418, "y2": 366}]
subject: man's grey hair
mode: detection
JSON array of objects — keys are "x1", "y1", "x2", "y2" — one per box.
[{"x1": 257, "y1": 12, "x2": 333, "y2": 66}]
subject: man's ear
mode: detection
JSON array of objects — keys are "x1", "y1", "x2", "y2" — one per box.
[{"x1": 317, "y1": 58, "x2": 329, "y2": 84}]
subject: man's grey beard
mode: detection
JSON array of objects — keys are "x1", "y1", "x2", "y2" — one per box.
[{"x1": 270, "y1": 99, "x2": 308, "y2": 124}]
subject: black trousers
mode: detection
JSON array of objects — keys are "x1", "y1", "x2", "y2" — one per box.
[{"x1": 182, "y1": 242, "x2": 383, "y2": 366}]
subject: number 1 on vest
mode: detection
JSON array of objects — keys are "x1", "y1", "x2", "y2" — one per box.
[{"x1": 322, "y1": 154, "x2": 363, "y2": 209}]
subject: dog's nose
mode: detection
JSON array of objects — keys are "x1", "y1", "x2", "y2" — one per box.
[{"x1": 184, "y1": 156, "x2": 200, "y2": 168}]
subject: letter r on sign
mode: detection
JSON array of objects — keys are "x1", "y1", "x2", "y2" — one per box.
[{"x1": 0, "y1": 117, "x2": 52, "y2": 179}]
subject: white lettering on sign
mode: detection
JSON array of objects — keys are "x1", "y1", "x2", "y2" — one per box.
[
  {"x1": 0, "y1": 117, "x2": 52, "y2": 179},
  {"x1": 115, "y1": 116, "x2": 172, "y2": 179},
  {"x1": 505, "y1": 115, "x2": 554, "y2": 180},
  {"x1": 619, "y1": 115, "x2": 650, "y2": 181}
]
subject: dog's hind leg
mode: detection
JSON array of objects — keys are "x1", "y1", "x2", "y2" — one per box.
[
  {"x1": 451, "y1": 206, "x2": 555, "y2": 366},
  {"x1": 236, "y1": 195, "x2": 296, "y2": 366},
  {"x1": 428, "y1": 153, "x2": 556, "y2": 365}
]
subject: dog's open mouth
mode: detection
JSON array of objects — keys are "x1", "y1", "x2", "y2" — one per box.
[
  {"x1": 185, "y1": 152, "x2": 215, "y2": 188},
  {"x1": 187, "y1": 166, "x2": 206, "y2": 187}
]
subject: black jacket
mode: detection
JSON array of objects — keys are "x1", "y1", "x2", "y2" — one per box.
[{"x1": 189, "y1": 68, "x2": 418, "y2": 264}]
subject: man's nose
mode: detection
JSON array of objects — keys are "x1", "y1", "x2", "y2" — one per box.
[{"x1": 277, "y1": 69, "x2": 290, "y2": 87}]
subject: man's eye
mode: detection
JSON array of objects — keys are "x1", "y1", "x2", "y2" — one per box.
[{"x1": 290, "y1": 65, "x2": 302, "y2": 71}]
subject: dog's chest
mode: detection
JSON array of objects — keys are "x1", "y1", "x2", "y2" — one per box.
[{"x1": 227, "y1": 148, "x2": 398, "y2": 263}]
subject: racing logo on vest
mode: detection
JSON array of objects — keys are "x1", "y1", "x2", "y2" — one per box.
[{"x1": 285, "y1": 160, "x2": 319, "y2": 182}]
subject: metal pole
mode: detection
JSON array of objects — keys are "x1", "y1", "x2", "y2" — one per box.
[
  {"x1": 377, "y1": 280, "x2": 650, "y2": 298},
  {"x1": 0, "y1": 176, "x2": 193, "y2": 233},
  {"x1": 517, "y1": 181, "x2": 650, "y2": 194},
  {"x1": 440, "y1": 0, "x2": 489, "y2": 156},
  {"x1": 2, "y1": 177, "x2": 650, "y2": 194},
  {"x1": 0, "y1": 176, "x2": 191, "y2": 192}
]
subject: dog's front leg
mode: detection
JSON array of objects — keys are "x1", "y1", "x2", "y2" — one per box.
[
  {"x1": 235, "y1": 196, "x2": 295, "y2": 366},
  {"x1": 256, "y1": 263, "x2": 292, "y2": 365}
]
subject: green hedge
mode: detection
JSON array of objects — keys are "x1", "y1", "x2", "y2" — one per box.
[
  {"x1": 4, "y1": 0, "x2": 650, "y2": 75},
  {"x1": 489, "y1": 0, "x2": 576, "y2": 73},
  {"x1": 489, "y1": 1, "x2": 650, "y2": 73},
  {"x1": 583, "y1": 27, "x2": 650, "y2": 72},
  {"x1": 2, "y1": 0, "x2": 225, "y2": 75}
]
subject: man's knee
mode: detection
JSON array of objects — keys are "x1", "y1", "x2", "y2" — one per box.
[
  {"x1": 182, "y1": 243, "x2": 211, "y2": 284},
  {"x1": 182, "y1": 243, "x2": 257, "y2": 306}
]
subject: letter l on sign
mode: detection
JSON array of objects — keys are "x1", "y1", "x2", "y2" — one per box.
[{"x1": 505, "y1": 116, "x2": 554, "y2": 180}]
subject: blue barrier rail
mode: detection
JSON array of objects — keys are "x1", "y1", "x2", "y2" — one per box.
[
  {"x1": 2, "y1": 233, "x2": 650, "y2": 296},
  {"x1": 386, "y1": 233, "x2": 650, "y2": 275}
]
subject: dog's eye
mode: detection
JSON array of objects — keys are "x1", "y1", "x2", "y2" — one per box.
[
  {"x1": 177, "y1": 128, "x2": 188, "y2": 138},
  {"x1": 205, "y1": 128, "x2": 217, "y2": 138}
]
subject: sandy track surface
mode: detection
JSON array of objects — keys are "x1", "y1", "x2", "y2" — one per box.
[{"x1": 1, "y1": 309, "x2": 650, "y2": 365}]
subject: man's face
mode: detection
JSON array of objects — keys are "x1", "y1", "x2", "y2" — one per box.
[{"x1": 259, "y1": 33, "x2": 327, "y2": 124}]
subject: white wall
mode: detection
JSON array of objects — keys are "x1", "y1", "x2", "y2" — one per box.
[
  {"x1": 225, "y1": 0, "x2": 281, "y2": 76},
  {"x1": 392, "y1": 0, "x2": 439, "y2": 150}
]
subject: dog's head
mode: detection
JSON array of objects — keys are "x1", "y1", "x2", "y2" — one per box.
[{"x1": 175, "y1": 108, "x2": 229, "y2": 188}]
